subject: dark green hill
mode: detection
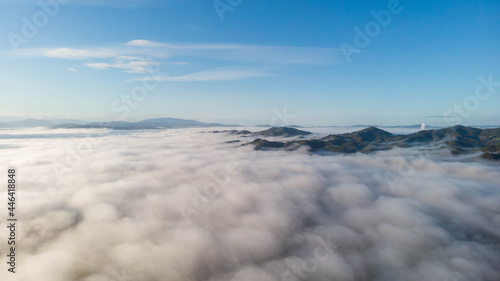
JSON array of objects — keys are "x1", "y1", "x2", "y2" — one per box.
[
  {"x1": 245, "y1": 125, "x2": 500, "y2": 160},
  {"x1": 257, "y1": 127, "x2": 312, "y2": 137},
  {"x1": 213, "y1": 127, "x2": 312, "y2": 137}
]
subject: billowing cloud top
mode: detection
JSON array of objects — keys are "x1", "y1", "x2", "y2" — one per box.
[{"x1": 0, "y1": 127, "x2": 499, "y2": 281}]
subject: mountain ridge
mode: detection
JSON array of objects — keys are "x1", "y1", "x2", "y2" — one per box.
[
  {"x1": 244, "y1": 125, "x2": 500, "y2": 160},
  {"x1": 212, "y1": 127, "x2": 312, "y2": 137}
]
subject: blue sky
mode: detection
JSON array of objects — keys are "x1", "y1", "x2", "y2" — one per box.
[{"x1": 0, "y1": 0, "x2": 499, "y2": 126}]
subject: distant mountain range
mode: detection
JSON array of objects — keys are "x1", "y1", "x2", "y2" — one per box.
[
  {"x1": 0, "y1": 119, "x2": 56, "y2": 128},
  {"x1": 228, "y1": 126, "x2": 500, "y2": 161},
  {"x1": 0, "y1": 119, "x2": 90, "y2": 128},
  {"x1": 0, "y1": 118, "x2": 238, "y2": 129},
  {"x1": 52, "y1": 118, "x2": 239, "y2": 130}
]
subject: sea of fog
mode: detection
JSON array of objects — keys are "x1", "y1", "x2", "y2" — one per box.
[{"x1": 0, "y1": 127, "x2": 499, "y2": 281}]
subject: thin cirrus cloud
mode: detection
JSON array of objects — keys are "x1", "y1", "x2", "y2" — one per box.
[
  {"x1": 9, "y1": 40, "x2": 341, "y2": 80},
  {"x1": 41, "y1": 48, "x2": 117, "y2": 59},
  {"x1": 126, "y1": 39, "x2": 165, "y2": 47},
  {"x1": 13, "y1": 40, "x2": 341, "y2": 66},
  {"x1": 84, "y1": 60, "x2": 159, "y2": 74},
  {"x1": 152, "y1": 41, "x2": 341, "y2": 65},
  {"x1": 127, "y1": 68, "x2": 274, "y2": 82},
  {"x1": 124, "y1": 40, "x2": 340, "y2": 65}
]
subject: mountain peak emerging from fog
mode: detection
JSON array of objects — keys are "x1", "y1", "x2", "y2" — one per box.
[
  {"x1": 212, "y1": 127, "x2": 312, "y2": 137},
  {"x1": 236, "y1": 126, "x2": 500, "y2": 161},
  {"x1": 258, "y1": 127, "x2": 312, "y2": 137},
  {"x1": 340, "y1": 126, "x2": 394, "y2": 142}
]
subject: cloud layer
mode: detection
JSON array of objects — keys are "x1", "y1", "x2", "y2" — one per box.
[{"x1": 0, "y1": 128, "x2": 499, "y2": 281}]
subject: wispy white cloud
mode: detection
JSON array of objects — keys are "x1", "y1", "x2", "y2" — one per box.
[
  {"x1": 14, "y1": 41, "x2": 341, "y2": 65},
  {"x1": 10, "y1": 40, "x2": 342, "y2": 77},
  {"x1": 125, "y1": 39, "x2": 165, "y2": 47},
  {"x1": 153, "y1": 43, "x2": 340, "y2": 65},
  {"x1": 186, "y1": 24, "x2": 204, "y2": 31},
  {"x1": 41, "y1": 48, "x2": 117, "y2": 59},
  {"x1": 116, "y1": 56, "x2": 145, "y2": 60},
  {"x1": 85, "y1": 60, "x2": 158, "y2": 73},
  {"x1": 127, "y1": 68, "x2": 273, "y2": 82},
  {"x1": 165, "y1": 61, "x2": 190, "y2": 66},
  {"x1": 68, "y1": 68, "x2": 77, "y2": 72}
]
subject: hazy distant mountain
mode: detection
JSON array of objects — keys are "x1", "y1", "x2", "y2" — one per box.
[
  {"x1": 349, "y1": 124, "x2": 441, "y2": 129},
  {"x1": 51, "y1": 118, "x2": 239, "y2": 130},
  {"x1": 255, "y1": 124, "x2": 303, "y2": 128},
  {"x1": 51, "y1": 121, "x2": 145, "y2": 130},
  {"x1": 138, "y1": 118, "x2": 234, "y2": 128},
  {"x1": 0, "y1": 118, "x2": 91, "y2": 128},
  {"x1": 138, "y1": 118, "x2": 204, "y2": 128},
  {"x1": 50, "y1": 123, "x2": 94, "y2": 129},
  {"x1": 48, "y1": 119, "x2": 88, "y2": 125},
  {"x1": 246, "y1": 125, "x2": 500, "y2": 160},
  {"x1": 0, "y1": 119, "x2": 55, "y2": 128}
]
